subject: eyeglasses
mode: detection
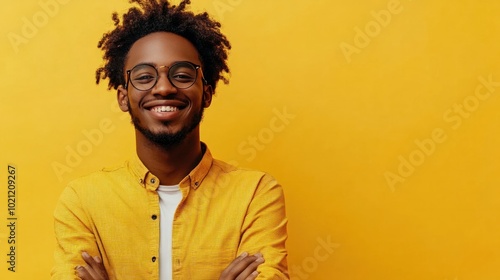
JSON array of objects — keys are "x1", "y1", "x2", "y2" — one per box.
[{"x1": 125, "y1": 61, "x2": 206, "y2": 91}]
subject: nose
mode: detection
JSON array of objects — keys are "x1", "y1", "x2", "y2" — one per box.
[{"x1": 152, "y1": 73, "x2": 177, "y2": 95}]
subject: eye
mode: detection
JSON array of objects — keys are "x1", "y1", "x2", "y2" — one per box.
[
  {"x1": 169, "y1": 62, "x2": 197, "y2": 84},
  {"x1": 171, "y1": 73, "x2": 195, "y2": 82},
  {"x1": 134, "y1": 74, "x2": 156, "y2": 83},
  {"x1": 130, "y1": 64, "x2": 157, "y2": 84}
]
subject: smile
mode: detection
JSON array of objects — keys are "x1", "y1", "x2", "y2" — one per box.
[{"x1": 150, "y1": 106, "x2": 179, "y2": 112}]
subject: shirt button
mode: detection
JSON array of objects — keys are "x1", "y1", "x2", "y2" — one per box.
[
  {"x1": 151, "y1": 214, "x2": 157, "y2": 220},
  {"x1": 152, "y1": 256, "x2": 157, "y2": 262},
  {"x1": 150, "y1": 178, "x2": 156, "y2": 184}
]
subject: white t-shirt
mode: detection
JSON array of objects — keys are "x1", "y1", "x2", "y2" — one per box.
[{"x1": 157, "y1": 185, "x2": 182, "y2": 280}]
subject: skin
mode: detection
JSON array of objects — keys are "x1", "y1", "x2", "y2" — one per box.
[
  {"x1": 75, "y1": 252, "x2": 108, "y2": 280},
  {"x1": 118, "y1": 32, "x2": 212, "y2": 185},
  {"x1": 77, "y1": 251, "x2": 265, "y2": 280},
  {"x1": 76, "y1": 32, "x2": 264, "y2": 279}
]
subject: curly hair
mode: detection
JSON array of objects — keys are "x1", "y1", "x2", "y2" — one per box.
[{"x1": 95, "y1": 0, "x2": 231, "y2": 93}]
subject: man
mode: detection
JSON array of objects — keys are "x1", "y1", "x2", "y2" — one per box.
[{"x1": 51, "y1": 0, "x2": 288, "y2": 279}]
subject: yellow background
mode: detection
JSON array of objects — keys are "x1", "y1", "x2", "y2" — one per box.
[{"x1": 1, "y1": 0, "x2": 500, "y2": 279}]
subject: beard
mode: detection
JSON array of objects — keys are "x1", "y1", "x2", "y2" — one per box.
[{"x1": 129, "y1": 101, "x2": 205, "y2": 148}]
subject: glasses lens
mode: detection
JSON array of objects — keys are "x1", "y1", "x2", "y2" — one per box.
[
  {"x1": 168, "y1": 62, "x2": 198, "y2": 89},
  {"x1": 130, "y1": 64, "x2": 158, "y2": 91}
]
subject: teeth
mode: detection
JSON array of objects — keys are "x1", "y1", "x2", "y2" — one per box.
[{"x1": 151, "y1": 106, "x2": 178, "y2": 112}]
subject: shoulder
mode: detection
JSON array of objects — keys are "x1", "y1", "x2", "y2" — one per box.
[
  {"x1": 209, "y1": 159, "x2": 280, "y2": 190},
  {"x1": 64, "y1": 161, "x2": 132, "y2": 193}
]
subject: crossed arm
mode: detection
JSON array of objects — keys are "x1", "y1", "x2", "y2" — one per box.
[
  {"x1": 76, "y1": 251, "x2": 266, "y2": 280},
  {"x1": 53, "y1": 174, "x2": 288, "y2": 279}
]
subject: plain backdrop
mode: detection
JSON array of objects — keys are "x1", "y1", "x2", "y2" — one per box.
[{"x1": 1, "y1": 0, "x2": 500, "y2": 279}]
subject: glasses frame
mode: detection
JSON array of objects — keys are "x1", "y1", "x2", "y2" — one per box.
[{"x1": 125, "y1": 61, "x2": 207, "y2": 91}]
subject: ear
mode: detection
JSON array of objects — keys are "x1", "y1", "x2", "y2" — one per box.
[
  {"x1": 117, "y1": 85, "x2": 129, "y2": 112},
  {"x1": 202, "y1": 85, "x2": 213, "y2": 108}
]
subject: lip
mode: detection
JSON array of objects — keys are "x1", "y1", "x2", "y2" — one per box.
[
  {"x1": 143, "y1": 99, "x2": 188, "y2": 110},
  {"x1": 147, "y1": 107, "x2": 182, "y2": 121},
  {"x1": 143, "y1": 99, "x2": 188, "y2": 121}
]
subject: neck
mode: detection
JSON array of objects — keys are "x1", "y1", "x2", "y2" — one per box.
[{"x1": 135, "y1": 129, "x2": 204, "y2": 185}]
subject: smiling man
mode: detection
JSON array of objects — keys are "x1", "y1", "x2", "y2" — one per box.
[{"x1": 51, "y1": 1, "x2": 288, "y2": 279}]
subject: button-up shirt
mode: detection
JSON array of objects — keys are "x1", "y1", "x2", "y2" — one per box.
[{"x1": 51, "y1": 146, "x2": 289, "y2": 279}]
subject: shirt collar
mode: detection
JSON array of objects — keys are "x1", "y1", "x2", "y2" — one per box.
[{"x1": 128, "y1": 142, "x2": 213, "y2": 191}]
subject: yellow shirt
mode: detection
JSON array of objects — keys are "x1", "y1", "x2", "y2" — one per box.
[{"x1": 51, "y1": 147, "x2": 289, "y2": 279}]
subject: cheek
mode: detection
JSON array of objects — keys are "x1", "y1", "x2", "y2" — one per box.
[{"x1": 127, "y1": 94, "x2": 143, "y2": 109}]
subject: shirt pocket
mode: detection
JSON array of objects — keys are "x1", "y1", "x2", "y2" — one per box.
[{"x1": 182, "y1": 247, "x2": 235, "y2": 280}]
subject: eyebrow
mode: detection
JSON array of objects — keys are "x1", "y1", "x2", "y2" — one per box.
[{"x1": 132, "y1": 60, "x2": 197, "y2": 68}]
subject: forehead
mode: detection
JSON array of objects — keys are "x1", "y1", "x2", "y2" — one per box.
[{"x1": 125, "y1": 32, "x2": 200, "y2": 68}]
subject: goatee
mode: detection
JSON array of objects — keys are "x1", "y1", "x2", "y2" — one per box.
[{"x1": 129, "y1": 102, "x2": 204, "y2": 148}]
